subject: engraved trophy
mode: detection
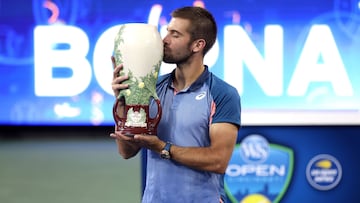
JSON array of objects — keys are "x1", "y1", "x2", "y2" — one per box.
[{"x1": 112, "y1": 23, "x2": 162, "y2": 135}]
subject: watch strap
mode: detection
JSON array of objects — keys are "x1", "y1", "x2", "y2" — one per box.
[
  {"x1": 160, "y1": 142, "x2": 172, "y2": 159},
  {"x1": 164, "y1": 142, "x2": 172, "y2": 151}
]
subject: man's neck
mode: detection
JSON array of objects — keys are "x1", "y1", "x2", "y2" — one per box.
[{"x1": 173, "y1": 60, "x2": 205, "y2": 91}]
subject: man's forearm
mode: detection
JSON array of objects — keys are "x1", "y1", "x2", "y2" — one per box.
[{"x1": 116, "y1": 139, "x2": 141, "y2": 159}]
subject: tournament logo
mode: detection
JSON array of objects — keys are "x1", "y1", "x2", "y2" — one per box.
[
  {"x1": 306, "y1": 154, "x2": 342, "y2": 191},
  {"x1": 225, "y1": 134, "x2": 294, "y2": 203}
]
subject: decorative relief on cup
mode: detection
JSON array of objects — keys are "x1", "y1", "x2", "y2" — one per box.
[
  {"x1": 113, "y1": 24, "x2": 162, "y2": 105},
  {"x1": 125, "y1": 107, "x2": 147, "y2": 127}
]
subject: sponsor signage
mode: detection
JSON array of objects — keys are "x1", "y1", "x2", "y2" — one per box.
[{"x1": 225, "y1": 134, "x2": 294, "y2": 203}]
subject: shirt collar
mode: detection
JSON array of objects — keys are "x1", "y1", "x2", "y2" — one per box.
[{"x1": 168, "y1": 65, "x2": 210, "y2": 92}]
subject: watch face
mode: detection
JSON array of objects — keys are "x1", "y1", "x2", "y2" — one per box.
[{"x1": 161, "y1": 150, "x2": 170, "y2": 159}]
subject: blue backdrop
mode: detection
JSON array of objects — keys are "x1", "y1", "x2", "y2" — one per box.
[
  {"x1": 1, "y1": 0, "x2": 359, "y2": 126},
  {"x1": 1, "y1": 1, "x2": 360, "y2": 202}
]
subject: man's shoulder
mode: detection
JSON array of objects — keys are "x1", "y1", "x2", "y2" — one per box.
[
  {"x1": 207, "y1": 72, "x2": 241, "y2": 127},
  {"x1": 207, "y1": 72, "x2": 238, "y2": 96}
]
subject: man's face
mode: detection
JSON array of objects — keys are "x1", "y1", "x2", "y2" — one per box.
[{"x1": 162, "y1": 18, "x2": 194, "y2": 64}]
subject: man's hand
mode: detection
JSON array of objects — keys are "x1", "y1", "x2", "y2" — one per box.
[
  {"x1": 110, "y1": 131, "x2": 165, "y2": 156},
  {"x1": 132, "y1": 134, "x2": 165, "y2": 154},
  {"x1": 110, "y1": 131, "x2": 139, "y2": 143},
  {"x1": 111, "y1": 56, "x2": 129, "y2": 98}
]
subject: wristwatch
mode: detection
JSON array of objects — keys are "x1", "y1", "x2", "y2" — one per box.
[{"x1": 160, "y1": 142, "x2": 172, "y2": 159}]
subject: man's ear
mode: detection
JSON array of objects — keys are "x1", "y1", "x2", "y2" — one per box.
[{"x1": 192, "y1": 39, "x2": 206, "y2": 53}]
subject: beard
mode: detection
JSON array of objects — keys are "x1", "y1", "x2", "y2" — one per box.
[{"x1": 163, "y1": 46, "x2": 194, "y2": 65}]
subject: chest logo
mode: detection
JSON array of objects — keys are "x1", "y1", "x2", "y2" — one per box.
[{"x1": 195, "y1": 91, "x2": 206, "y2": 100}]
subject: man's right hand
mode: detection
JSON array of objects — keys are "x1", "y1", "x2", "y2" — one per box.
[{"x1": 111, "y1": 56, "x2": 129, "y2": 98}]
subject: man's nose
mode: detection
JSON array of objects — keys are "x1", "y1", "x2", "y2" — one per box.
[{"x1": 162, "y1": 35, "x2": 169, "y2": 44}]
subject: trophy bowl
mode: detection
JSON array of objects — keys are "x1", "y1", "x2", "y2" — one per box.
[{"x1": 112, "y1": 23, "x2": 163, "y2": 135}]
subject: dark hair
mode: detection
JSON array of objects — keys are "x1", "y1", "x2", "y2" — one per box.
[{"x1": 171, "y1": 6, "x2": 217, "y2": 55}]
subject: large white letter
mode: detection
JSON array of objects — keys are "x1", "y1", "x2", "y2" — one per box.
[
  {"x1": 93, "y1": 25, "x2": 122, "y2": 96},
  {"x1": 34, "y1": 25, "x2": 91, "y2": 96},
  {"x1": 224, "y1": 25, "x2": 283, "y2": 95},
  {"x1": 287, "y1": 25, "x2": 353, "y2": 96}
]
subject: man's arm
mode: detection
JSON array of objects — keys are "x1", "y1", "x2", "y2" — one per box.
[
  {"x1": 132, "y1": 122, "x2": 238, "y2": 174},
  {"x1": 110, "y1": 56, "x2": 141, "y2": 159},
  {"x1": 110, "y1": 130, "x2": 142, "y2": 159},
  {"x1": 169, "y1": 122, "x2": 238, "y2": 174},
  {"x1": 110, "y1": 98, "x2": 141, "y2": 159}
]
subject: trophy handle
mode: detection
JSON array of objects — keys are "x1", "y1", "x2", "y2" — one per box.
[
  {"x1": 147, "y1": 99, "x2": 162, "y2": 134},
  {"x1": 112, "y1": 98, "x2": 124, "y2": 127}
]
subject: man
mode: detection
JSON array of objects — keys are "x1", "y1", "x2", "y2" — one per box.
[{"x1": 110, "y1": 6, "x2": 241, "y2": 203}]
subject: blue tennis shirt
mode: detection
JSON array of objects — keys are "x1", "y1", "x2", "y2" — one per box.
[{"x1": 144, "y1": 66, "x2": 241, "y2": 203}]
